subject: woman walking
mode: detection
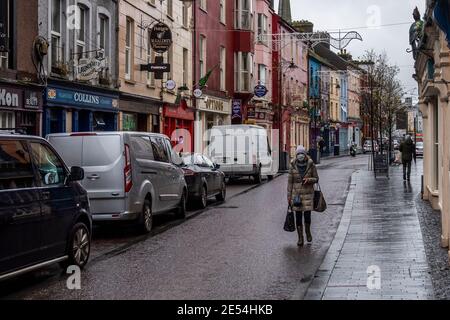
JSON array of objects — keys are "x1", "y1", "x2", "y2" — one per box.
[{"x1": 287, "y1": 146, "x2": 320, "y2": 247}]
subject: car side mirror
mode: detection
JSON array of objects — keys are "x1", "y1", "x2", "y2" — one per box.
[{"x1": 69, "y1": 166, "x2": 84, "y2": 182}]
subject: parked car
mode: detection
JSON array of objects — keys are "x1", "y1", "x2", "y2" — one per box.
[
  {"x1": 47, "y1": 132, "x2": 187, "y2": 233},
  {"x1": 181, "y1": 153, "x2": 226, "y2": 209},
  {"x1": 363, "y1": 140, "x2": 379, "y2": 153},
  {"x1": 207, "y1": 125, "x2": 275, "y2": 184},
  {"x1": 416, "y1": 141, "x2": 424, "y2": 157},
  {"x1": 0, "y1": 133, "x2": 91, "y2": 281}
]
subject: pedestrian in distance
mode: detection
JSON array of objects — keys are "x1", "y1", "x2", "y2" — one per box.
[
  {"x1": 399, "y1": 135, "x2": 416, "y2": 181},
  {"x1": 287, "y1": 145, "x2": 320, "y2": 247}
]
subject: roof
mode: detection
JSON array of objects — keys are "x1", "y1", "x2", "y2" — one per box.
[{"x1": 313, "y1": 44, "x2": 349, "y2": 70}]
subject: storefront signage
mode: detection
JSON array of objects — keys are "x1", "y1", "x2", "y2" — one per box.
[
  {"x1": 76, "y1": 57, "x2": 108, "y2": 81},
  {"x1": 254, "y1": 85, "x2": 268, "y2": 98},
  {"x1": 0, "y1": 88, "x2": 20, "y2": 108},
  {"x1": 247, "y1": 106, "x2": 256, "y2": 119},
  {"x1": 198, "y1": 96, "x2": 231, "y2": 115},
  {"x1": 46, "y1": 87, "x2": 119, "y2": 111},
  {"x1": 205, "y1": 99, "x2": 224, "y2": 112},
  {"x1": 150, "y1": 22, "x2": 173, "y2": 54},
  {"x1": 232, "y1": 99, "x2": 242, "y2": 120},
  {"x1": 24, "y1": 91, "x2": 41, "y2": 109}
]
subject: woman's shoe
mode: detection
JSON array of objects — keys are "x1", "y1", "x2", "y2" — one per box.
[
  {"x1": 297, "y1": 226, "x2": 304, "y2": 247},
  {"x1": 305, "y1": 224, "x2": 313, "y2": 243}
]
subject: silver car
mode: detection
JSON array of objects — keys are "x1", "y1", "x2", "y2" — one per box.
[{"x1": 47, "y1": 132, "x2": 187, "y2": 233}]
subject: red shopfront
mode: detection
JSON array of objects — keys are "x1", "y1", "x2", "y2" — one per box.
[{"x1": 163, "y1": 100, "x2": 195, "y2": 153}]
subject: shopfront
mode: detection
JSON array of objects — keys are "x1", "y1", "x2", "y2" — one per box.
[
  {"x1": 195, "y1": 95, "x2": 231, "y2": 153},
  {"x1": 0, "y1": 83, "x2": 43, "y2": 135},
  {"x1": 44, "y1": 84, "x2": 119, "y2": 135},
  {"x1": 119, "y1": 93, "x2": 161, "y2": 133},
  {"x1": 163, "y1": 99, "x2": 194, "y2": 151}
]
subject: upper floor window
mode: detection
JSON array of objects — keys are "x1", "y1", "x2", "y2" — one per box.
[
  {"x1": 200, "y1": 0, "x2": 207, "y2": 11},
  {"x1": 98, "y1": 14, "x2": 109, "y2": 58},
  {"x1": 199, "y1": 35, "x2": 206, "y2": 78},
  {"x1": 220, "y1": 0, "x2": 226, "y2": 24},
  {"x1": 0, "y1": 0, "x2": 10, "y2": 69},
  {"x1": 147, "y1": 29, "x2": 155, "y2": 86},
  {"x1": 51, "y1": 0, "x2": 63, "y2": 69},
  {"x1": 125, "y1": 17, "x2": 134, "y2": 80},
  {"x1": 76, "y1": 5, "x2": 88, "y2": 61},
  {"x1": 183, "y1": 48, "x2": 189, "y2": 86},
  {"x1": 220, "y1": 46, "x2": 226, "y2": 91},
  {"x1": 258, "y1": 64, "x2": 267, "y2": 86},
  {"x1": 257, "y1": 14, "x2": 268, "y2": 45},
  {"x1": 167, "y1": 0, "x2": 173, "y2": 18},
  {"x1": 235, "y1": 0, "x2": 253, "y2": 31},
  {"x1": 235, "y1": 52, "x2": 253, "y2": 92},
  {"x1": 182, "y1": 1, "x2": 189, "y2": 27}
]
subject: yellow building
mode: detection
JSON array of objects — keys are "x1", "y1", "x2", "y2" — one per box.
[
  {"x1": 118, "y1": 0, "x2": 193, "y2": 133},
  {"x1": 413, "y1": 3, "x2": 450, "y2": 262}
]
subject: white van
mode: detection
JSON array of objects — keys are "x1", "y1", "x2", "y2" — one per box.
[{"x1": 206, "y1": 125, "x2": 277, "y2": 183}]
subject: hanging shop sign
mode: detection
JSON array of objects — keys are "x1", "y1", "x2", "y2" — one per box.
[
  {"x1": 193, "y1": 89, "x2": 203, "y2": 98},
  {"x1": 24, "y1": 91, "x2": 41, "y2": 109},
  {"x1": 165, "y1": 80, "x2": 176, "y2": 90},
  {"x1": 232, "y1": 99, "x2": 242, "y2": 120},
  {"x1": 254, "y1": 85, "x2": 268, "y2": 98},
  {"x1": 150, "y1": 22, "x2": 173, "y2": 54},
  {"x1": 76, "y1": 57, "x2": 108, "y2": 81},
  {"x1": 141, "y1": 56, "x2": 171, "y2": 80}
]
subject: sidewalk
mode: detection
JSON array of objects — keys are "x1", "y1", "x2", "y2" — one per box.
[{"x1": 304, "y1": 163, "x2": 435, "y2": 300}]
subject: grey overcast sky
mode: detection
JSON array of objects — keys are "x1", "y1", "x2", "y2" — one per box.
[{"x1": 274, "y1": 0, "x2": 426, "y2": 102}]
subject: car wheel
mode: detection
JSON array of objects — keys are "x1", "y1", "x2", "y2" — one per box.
[
  {"x1": 198, "y1": 185, "x2": 208, "y2": 209},
  {"x1": 67, "y1": 223, "x2": 91, "y2": 269},
  {"x1": 254, "y1": 166, "x2": 262, "y2": 184},
  {"x1": 216, "y1": 181, "x2": 226, "y2": 202},
  {"x1": 139, "y1": 199, "x2": 153, "y2": 234},
  {"x1": 176, "y1": 190, "x2": 187, "y2": 219}
]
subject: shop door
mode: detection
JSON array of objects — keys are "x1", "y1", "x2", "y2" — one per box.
[{"x1": 138, "y1": 114, "x2": 148, "y2": 132}]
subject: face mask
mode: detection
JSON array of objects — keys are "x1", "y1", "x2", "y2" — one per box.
[{"x1": 297, "y1": 154, "x2": 306, "y2": 162}]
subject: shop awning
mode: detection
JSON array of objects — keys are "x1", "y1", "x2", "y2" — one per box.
[{"x1": 434, "y1": 0, "x2": 450, "y2": 47}]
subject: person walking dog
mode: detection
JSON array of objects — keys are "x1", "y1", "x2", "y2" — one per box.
[
  {"x1": 287, "y1": 146, "x2": 320, "y2": 247},
  {"x1": 399, "y1": 135, "x2": 416, "y2": 181}
]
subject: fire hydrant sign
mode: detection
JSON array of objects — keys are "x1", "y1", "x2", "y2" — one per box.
[{"x1": 150, "y1": 22, "x2": 173, "y2": 54}]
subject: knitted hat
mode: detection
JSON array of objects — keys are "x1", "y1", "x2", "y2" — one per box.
[{"x1": 296, "y1": 145, "x2": 307, "y2": 155}]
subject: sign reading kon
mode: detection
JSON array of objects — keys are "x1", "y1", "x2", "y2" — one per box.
[{"x1": 0, "y1": 89, "x2": 19, "y2": 108}]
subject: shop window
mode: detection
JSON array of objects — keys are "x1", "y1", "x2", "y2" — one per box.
[
  {"x1": 0, "y1": 111, "x2": 15, "y2": 129},
  {"x1": 93, "y1": 113, "x2": 106, "y2": 131},
  {"x1": 0, "y1": 140, "x2": 35, "y2": 190},
  {"x1": 122, "y1": 113, "x2": 137, "y2": 131}
]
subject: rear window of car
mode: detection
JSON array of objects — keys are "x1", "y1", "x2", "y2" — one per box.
[
  {"x1": 0, "y1": 140, "x2": 36, "y2": 190},
  {"x1": 82, "y1": 135, "x2": 122, "y2": 167}
]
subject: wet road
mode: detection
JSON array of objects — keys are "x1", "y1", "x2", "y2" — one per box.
[{"x1": 1, "y1": 155, "x2": 368, "y2": 300}]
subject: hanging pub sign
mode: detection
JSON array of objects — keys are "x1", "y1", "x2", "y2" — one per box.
[
  {"x1": 254, "y1": 84, "x2": 268, "y2": 98},
  {"x1": 231, "y1": 99, "x2": 242, "y2": 120},
  {"x1": 76, "y1": 57, "x2": 108, "y2": 81},
  {"x1": 150, "y1": 22, "x2": 173, "y2": 54},
  {"x1": 0, "y1": 0, "x2": 8, "y2": 53}
]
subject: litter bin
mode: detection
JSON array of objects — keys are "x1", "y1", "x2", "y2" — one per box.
[
  {"x1": 334, "y1": 145, "x2": 340, "y2": 156},
  {"x1": 309, "y1": 148, "x2": 320, "y2": 164}
]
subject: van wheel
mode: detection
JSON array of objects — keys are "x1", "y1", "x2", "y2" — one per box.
[
  {"x1": 216, "y1": 181, "x2": 226, "y2": 202},
  {"x1": 198, "y1": 185, "x2": 208, "y2": 209},
  {"x1": 139, "y1": 200, "x2": 153, "y2": 234},
  {"x1": 254, "y1": 167, "x2": 262, "y2": 184},
  {"x1": 65, "y1": 223, "x2": 91, "y2": 269},
  {"x1": 176, "y1": 191, "x2": 187, "y2": 219},
  {"x1": 268, "y1": 175, "x2": 274, "y2": 181}
]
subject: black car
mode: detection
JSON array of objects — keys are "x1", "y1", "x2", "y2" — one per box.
[
  {"x1": 0, "y1": 133, "x2": 91, "y2": 281},
  {"x1": 181, "y1": 153, "x2": 226, "y2": 209}
]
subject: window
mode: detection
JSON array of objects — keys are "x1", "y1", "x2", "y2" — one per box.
[
  {"x1": 122, "y1": 113, "x2": 137, "y2": 131},
  {"x1": 99, "y1": 14, "x2": 109, "y2": 58},
  {"x1": 29, "y1": 142, "x2": 66, "y2": 187},
  {"x1": 51, "y1": 0, "x2": 63, "y2": 69},
  {"x1": 0, "y1": 0, "x2": 10, "y2": 69},
  {"x1": 258, "y1": 64, "x2": 267, "y2": 86},
  {"x1": 200, "y1": 0, "x2": 207, "y2": 11},
  {"x1": 199, "y1": 35, "x2": 206, "y2": 78},
  {"x1": 164, "y1": 47, "x2": 173, "y2": 81},
  {"x1": 235, "y1": 0, "x2": 253, "y2": 30},
  {"x1": 220, "y1": 46, "x2": 226, "y2": 91},
  {"x1": 220, "y1": 0, "x2": 226, "y2": 24},
  {"x1": 130, "y1": 136, "x2": 154, "y2": 161},
  {"x1": 0, "y1": 140, "x2": 35, "y2": 190},
  {"x1": 183, "y1": 48, "x2": 189, "y2": 86},
  {"x1": 147, "y1": 29, "x2": 155, "y2": 86},
  {"x1": 167, "y1": 0, "x2": 173, "y2": 18},
  {"x1": 76, "y1": 5, "x2": 88, "y2": 61},
  {"x1": 182, "y1": 1, "x2": 189, "y2": 27},
  {"x1": 257, "y1": 14, "x2": 268, "y2": 45},
  {"x1": 0, "y1": 111, "x2": 15, "y2": 129},
  {"x1": 150, "y1": 137, "x2": 169, "y2": 163},
  {"x1": 235, "y1": 52, "x2": 253, "y2": 92},
  {"x1": 125, "y1": 18, "x2": 133, "y2": 80}
]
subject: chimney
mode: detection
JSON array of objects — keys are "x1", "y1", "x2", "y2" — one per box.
[
  {"x1": 278, "y1": 0, "x2": 292, "y2": 23},
  {"x1": 292, "y1": 20, "x2": 314, "y2": 33}
]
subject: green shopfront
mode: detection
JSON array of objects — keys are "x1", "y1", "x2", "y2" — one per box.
[{"x1": 43, "y1": 83, "x2": 119, "y2": 136}]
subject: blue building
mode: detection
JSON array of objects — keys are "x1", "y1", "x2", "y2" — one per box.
[{"x1": 339, "y1": 73, "x2": 349, "y2": 153}]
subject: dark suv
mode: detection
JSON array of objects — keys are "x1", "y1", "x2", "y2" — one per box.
[{"x1": 0, "y1": 133, "x2": 91, "y2": 281}]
